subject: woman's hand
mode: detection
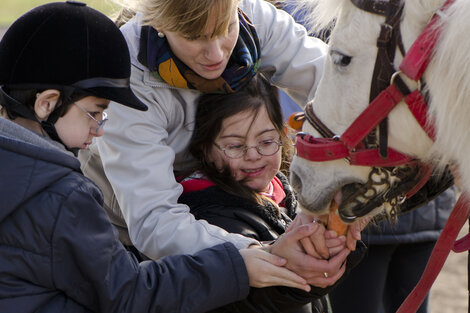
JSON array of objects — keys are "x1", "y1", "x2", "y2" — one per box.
[
  {"x1": 270, "y1": 223, "x2": 350, "y2": 287},
  {"x1": 287, "y1": 212, "x2": 330, "y2": 259},
  {"x1": 239, "y1": 246, "x2": 311, "y2": 292},
  {"x1": 302, "y1": 248, "x2": 349, "y2": 288}
]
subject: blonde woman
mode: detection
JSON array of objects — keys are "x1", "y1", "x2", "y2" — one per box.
[{"x1": 79, "y1": 0, "x2": 354, "y2": 284}]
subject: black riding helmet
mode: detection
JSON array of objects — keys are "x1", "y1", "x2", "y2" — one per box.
[{"x1": 0, "y1": 1, "x2": 147, "y2": 141}]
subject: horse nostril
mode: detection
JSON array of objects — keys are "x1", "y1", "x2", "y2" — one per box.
[{"x1": 290, "y1": 171, "x2": 303, "y2": 193}]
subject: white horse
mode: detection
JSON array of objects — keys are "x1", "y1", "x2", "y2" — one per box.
[{"x1": 289, "y1": 0, "x2": 470, "y2": 222}]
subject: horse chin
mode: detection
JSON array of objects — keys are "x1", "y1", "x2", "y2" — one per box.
[
  {"x1": 295, "y1": 180, "x2": 368, "y2": 220},
  {"x1": 295, "y1": 188, "x2": 333, "y2": 216},
  {"x1": 298, "y1": 181, "x2": 391, "y2": 223},
  {"x1": 290, "y1": 157, "x2": 381, "y2": 218}
]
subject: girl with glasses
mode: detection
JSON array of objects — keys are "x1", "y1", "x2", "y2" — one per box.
[{"x1": 178, "y1": 74, "x2": 366, "y2": 313}]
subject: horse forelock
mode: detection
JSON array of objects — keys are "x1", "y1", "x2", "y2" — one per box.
[
  {"x1": 425, "y1": 0, "x2": 470, "y2": 191},
  {"x1": 293, "y1": 0, "x2": 346, "y2": 32}
]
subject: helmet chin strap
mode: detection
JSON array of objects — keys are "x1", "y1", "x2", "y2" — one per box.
[
  {"x1": 0, "y1": 85, "x2": 74, "y2": 150},
  {"x1": 40, "y1": 118, "x2": 78, "y2": 155},
  {"x1": 40, "y1": 111, "x2": 65, "y2": 145}
]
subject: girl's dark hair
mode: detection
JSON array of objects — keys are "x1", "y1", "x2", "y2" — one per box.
[{"x1": 189, "y1": 74, "x2": 294, "y2": 204}]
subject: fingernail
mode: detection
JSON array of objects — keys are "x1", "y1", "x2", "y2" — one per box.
[{"x1": 277, "y1": 257, "x2": 287, "y2": 264}]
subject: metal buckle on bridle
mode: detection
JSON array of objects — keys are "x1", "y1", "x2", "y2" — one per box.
[{"x1": 390, "y1": 70, "x2": 422, "y2": 91}]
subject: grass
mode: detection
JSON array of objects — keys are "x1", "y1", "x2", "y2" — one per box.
[{"x1": 0, "y1": 0, "x2": 119, "y2": 27}]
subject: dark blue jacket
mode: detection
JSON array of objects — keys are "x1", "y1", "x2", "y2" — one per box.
[
  {"x1": 362, "y1": 187, "x2": 457, "y2": 245},
  {"x1": 0, "y1": 118, "x2": 249, "y2": 313}
]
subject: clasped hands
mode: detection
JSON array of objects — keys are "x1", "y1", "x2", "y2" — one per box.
[
  {"x1": 269, "y1": 211, "x2": 369, "y2": 288},
  {"x1": 241, "y1": 211, "x2": 370, "y2": 292}
]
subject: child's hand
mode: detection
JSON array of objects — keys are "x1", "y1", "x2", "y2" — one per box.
[{"x1": 239, "y1": 246, "x2": 311, "y2": 292}]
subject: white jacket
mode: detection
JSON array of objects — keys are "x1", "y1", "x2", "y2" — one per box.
[{"x1": 79, "y1": 0, "x2": 327, "y2": 259}]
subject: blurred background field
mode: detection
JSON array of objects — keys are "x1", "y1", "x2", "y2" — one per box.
[{"x1": 0, "y1": 0, "x2": 118, "y2": 26}]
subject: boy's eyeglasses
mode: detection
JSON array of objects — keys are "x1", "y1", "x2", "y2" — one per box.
[
  {"x1": 215, "y1": 140, "x2": 283, "y2": 159},
  {"x1": 74, "y1": 102, "x2": 108, "y2": 133}
]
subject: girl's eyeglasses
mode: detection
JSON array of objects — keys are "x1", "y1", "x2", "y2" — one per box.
[
  {"x1": 215, "y1": 140, "x2": 282, "y2": 159},
  {"x1": 74, "y1": 102, "x2": 108, "y2": 133}
]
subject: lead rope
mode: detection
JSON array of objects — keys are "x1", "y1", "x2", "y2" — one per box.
[{"x1": 396, "y1": 193, "x2": 470, "y2": 313}]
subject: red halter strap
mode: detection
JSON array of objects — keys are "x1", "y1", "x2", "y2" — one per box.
[
  {"x1": 296, "y1": 84, "x2": 424, "y2": 167},
  {"x1": 399, "y1": 0, "x2": 455, "y2": 80}
]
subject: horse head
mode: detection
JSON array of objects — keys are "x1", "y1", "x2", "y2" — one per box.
[{"x1": 290, "y1": 0, "x2": 467, "y2": 222}]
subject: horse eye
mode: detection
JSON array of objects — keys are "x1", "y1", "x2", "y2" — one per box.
[{"x1": 330, "y1": 50, "x2": 352, "y2": 67}]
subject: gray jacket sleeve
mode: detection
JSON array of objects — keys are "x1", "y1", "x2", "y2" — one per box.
[{"x1": 52, "y1": 187, "x2": 250, "y2": 313}]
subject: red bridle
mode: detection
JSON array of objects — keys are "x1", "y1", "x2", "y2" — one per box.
[
  {"x1": 294, "y1": 1, "x2": 470, "y2": 312},
  {"x1": 295, "y1": 0, "x2": 455, "y2": 198}
]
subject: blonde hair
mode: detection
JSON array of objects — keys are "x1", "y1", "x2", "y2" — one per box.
[{"x1": 111, "y1": 0, "x2": 238, "y2": 38}]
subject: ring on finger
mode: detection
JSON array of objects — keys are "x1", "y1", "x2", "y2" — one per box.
[{"x1": 323, "y1": 272, "x2": 328, "y2": 278}]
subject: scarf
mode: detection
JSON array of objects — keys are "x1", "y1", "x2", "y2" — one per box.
[
  {"x1": 260, "y1": 176, "x2": 286, "y2": 205},
  {"x1": 181, "y1": 173, "x2": 286, "y2": 206},
  {"x1": 138, "y1": 10, "x2": 260, "y2": 94}
]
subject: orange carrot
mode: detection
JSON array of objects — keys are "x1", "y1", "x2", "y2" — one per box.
[{"x1": 327, "y1": 200, "x2": 348, "y2": 236}]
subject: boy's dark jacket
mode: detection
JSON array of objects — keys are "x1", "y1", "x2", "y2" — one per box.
[
  {"x1": 179, "y1": 172, "x2": 366, "y2": 313},
  {"x1": 0, "y1": 117, "x2": 249, "y2": 313}
]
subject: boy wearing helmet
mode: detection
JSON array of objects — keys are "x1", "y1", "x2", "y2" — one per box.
[{"x1": 0, "y1": 2, "x2": 311, "y2": 312}]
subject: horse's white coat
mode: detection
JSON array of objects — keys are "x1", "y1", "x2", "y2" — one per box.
[{"x1": 290, "y1": 0, "x2": 467, "y2": 218}]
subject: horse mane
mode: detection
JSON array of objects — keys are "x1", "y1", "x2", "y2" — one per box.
[
  {"x1": 426, "y1": 0, "x2": 470, "y2": 188},
  {"x1": 296, "y1": 0, "x2": 445, "y2": 36},
  {"x1": 289, "y1": 0, "x2": 346, "y2": 33}
]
